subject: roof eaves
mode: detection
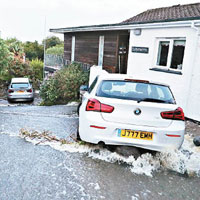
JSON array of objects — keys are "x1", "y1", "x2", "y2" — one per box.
[
  {"x1": 50, "y1": 23, "x2": 120, "y2": 33},
  {"x1": 50, "y1": 16, "x2": 200, "y2": 33}
]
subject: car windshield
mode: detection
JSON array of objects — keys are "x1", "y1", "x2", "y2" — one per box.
[
  {"x1": 96, "y1": 80, "x2": 175, "y2": 104},
  {"x1": 11, "y1": 83, "x2": 29, "y2": 89}
]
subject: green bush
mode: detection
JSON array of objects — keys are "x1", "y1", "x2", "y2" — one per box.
[
  {"x1": 46, "y1": 44, "x2": 64, "y2": 55},
  {"x1": 0, "y1": 39, "x2": 13, "y2": 75},
  {"x1": 40, "y1": 63, "x2": 89, "y2": 105},
  {"x1": 30, "y1": 59, "x2": 43, "y2": 80}
]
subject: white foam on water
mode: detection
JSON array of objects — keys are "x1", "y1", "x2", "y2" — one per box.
[
  {"x1": 159, "y1": 134, "x2": 200, "y2": 176},
  {"x1": 4, "y1": 131, "x2": 200, "y2": 177},
  {"x1": 88, "y1": 183, "x2": 100, "y2": 190},
  {"x1": 0, "y1": 110, "x2": 78, "y2": 119},
  {"x1": 66, "y1": 102, "x2": 79, "y2": 106}
]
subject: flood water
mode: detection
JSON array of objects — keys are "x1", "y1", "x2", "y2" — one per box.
[{"x1": 0, "y1": 103, "x2": 200, "y2": 200}]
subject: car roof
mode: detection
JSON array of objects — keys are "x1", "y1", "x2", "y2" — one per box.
[
  {"x1": 98, "y1": 74, "x2": 169, "y2": 87},
  {"x1": 11, "y1": 78, "x2": 29, "y2": 83}
]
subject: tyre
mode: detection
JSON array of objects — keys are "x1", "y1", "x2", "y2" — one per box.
[
  {"x1": 29, "y1": 98, "x2": 34, "y2": 103},
  {"x1": 77, "y1": 103, "x2": 82, "y2": 116},
  {"x1": 115, "y1": 146, "x2": 141, "y2": 159},
  {"x1": 76, "y1": 126, "x2": 81, "y2": 141},
  {"x1": 7, "y1": 99, "x2": 12, "y2": 103}
]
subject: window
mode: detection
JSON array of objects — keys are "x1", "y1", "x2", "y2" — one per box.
[
  {"x1": 157, "y1": 41, "x2": 169, "y2": 66},
  {"x1": 11, "y1": 83, "x2": 29, "y2": 88},
  {"x1": 171, "y1": 40, "x2": 185, "y2": 69},
  {"x1": 156, "y1": 39, "x2": 186, "y2": 70},
  {"x1": 96, "y1": 80, "x2": 175, "y2": 104}
]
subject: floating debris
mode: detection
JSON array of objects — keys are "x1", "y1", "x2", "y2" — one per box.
[
  {"x1": 19, "y1": 128, "x2": 75, "y2": 145},
  {"x1": 18, "y1": 129, "x2": 200, "y2": 177}
]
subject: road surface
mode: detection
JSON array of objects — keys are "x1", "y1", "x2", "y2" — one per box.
[{"x1": 0, "y1": 101, "x2": 200, "y2": 200}]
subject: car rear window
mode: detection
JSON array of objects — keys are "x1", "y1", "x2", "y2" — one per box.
[
  {"x1": 11, "y1": 83, "x2": 29, "y2": 88},
  {"x1": 96, "y1": 80, "x2": 175, "y2": 104}
]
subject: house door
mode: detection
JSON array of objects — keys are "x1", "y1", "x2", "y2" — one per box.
[{"x1": 118, "y1": 34, "x2": 129, "y2": 74}]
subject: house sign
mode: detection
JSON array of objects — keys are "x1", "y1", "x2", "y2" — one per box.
[{"x1": 132, "y1": 46, "x2": 149, "y2": 54}]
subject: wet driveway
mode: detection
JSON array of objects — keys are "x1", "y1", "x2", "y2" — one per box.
[{"x1": 0, "y1": 102, "x2": 200, "y2": 200}]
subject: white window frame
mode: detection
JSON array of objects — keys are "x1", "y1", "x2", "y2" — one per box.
[
  {"x1": 154, "y1": 38, "x2": 186, "y2": 71},
  {"x1": 98, "y1": 35, "x2": 104, "y2": 66},
  {"x1": 71, "y1": 36, "x2": 75, "y2": 62}
]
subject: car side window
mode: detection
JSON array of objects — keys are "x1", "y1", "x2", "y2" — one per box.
[{"x1": 88, "y1": 76, "x2": 98, "y2": 93}]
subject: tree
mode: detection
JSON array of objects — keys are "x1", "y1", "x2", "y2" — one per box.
[
  {"x1": 23, "y1": 41, "x2": 44, "y2": 61},
  {"x1": 43, "y1": 36, "x2": 63, "y2": 49},
  {"x1": 0, "y1": 39, "x2": 13, "y2": 76},
  {"x1": 5, "y1": 38, "x2": 24, "y2": 57},
  {"x1": 0, "y1": 38, "x2": 42, "y2": 88}
]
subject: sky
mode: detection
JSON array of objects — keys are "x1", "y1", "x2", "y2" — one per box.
[{"x1": 0, "y1": 0, "x2": 199, "y2": 43}]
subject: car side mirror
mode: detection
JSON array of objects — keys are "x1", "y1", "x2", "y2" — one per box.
[
  {"x1": 80, "y1": 85, "x2": 88, "y2": 92},
  {"x1": 79, "y1": 85, "x2": 89, "y2": 99}
]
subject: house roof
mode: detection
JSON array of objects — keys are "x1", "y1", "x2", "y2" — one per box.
[
  {"x1": 50, "y1": 3, "x2": 200, "y2": 33},
  {"x1": 122, "y1": 3, "x2": 200, "y2": 24}
]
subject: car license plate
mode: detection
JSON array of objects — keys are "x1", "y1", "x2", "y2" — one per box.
[
  {"x1": 119, "y1": 129, "x2": 153, "y2": 140},
  {"x1": 17, "y1": 90, "x2": 24, "y2": 93}
]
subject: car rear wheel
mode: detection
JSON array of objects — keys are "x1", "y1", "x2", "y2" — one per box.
[
  {"x1": 7, "y1": 99, "x2": 13, "y2": 103},
  {"x1": 115, "y1": 146, "x2": 141, "y2": 159},
  {"x1": 77, "y1": 103, "x2": 81, "y2": 116},
  {"x1": 76, "y1": 126, "x2": 81, "y2": 141},
  {"x1": 29, "y1": 98, "x2": 34, "y2": 103}
]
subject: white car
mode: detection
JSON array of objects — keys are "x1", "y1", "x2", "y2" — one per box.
[
  {"x1": 7, "y1": 78, "x2": 34, "y2": 102},
  {"x1": 78, "y1": 74, "x2": 185, "y2": 152}
]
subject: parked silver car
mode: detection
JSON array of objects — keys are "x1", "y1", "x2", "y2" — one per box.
[{"x1": 7, "y1": 78, "x2": 34, "y2": 102}]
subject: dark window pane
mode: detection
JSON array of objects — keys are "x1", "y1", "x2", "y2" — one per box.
[
  {"x1": 157, "y1": 41, "x2": 169, "y2": 66},
  {"x1": 170, "y1": 40, "x2": 185, "y2": 70}
]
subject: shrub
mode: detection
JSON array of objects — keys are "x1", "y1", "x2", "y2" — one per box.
[
  {"x1": 0, "y1": 39, "x2": 13, "y2": 75},
  {"x1": 46, "y1": 44, "x2": 64, "y2": 55},
  {"x1": 30, "y1": 59, "x2": 43, "y2": 80},
  {"x1": 40, "y1": 63, "x2": 89, "y2": 105}
]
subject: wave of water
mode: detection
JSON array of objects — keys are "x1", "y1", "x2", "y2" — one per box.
[
  {"x1": 18, "y1": 133, "x2": 200, "y2": 177},
  {"x1": 0, "y1": 110, "x2": 78, "y2": 118}
]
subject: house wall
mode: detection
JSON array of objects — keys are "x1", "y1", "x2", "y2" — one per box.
[
  {"x1": 64, "y1": 34, "x2": 72, "y2": 61},
  {"x1": 127, "y1": 26, "x2": 199, "y2": 120},
  {"x1": 186, "y1": 32, "x2": 200, "y2": 121},
  {"x1": 64, "y1": 31, "x2": 128, "y2": 72}
]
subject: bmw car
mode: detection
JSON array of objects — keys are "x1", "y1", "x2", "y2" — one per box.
[
  {"x1": 78, "y1": 74, "x2": 185, "y2": 152},
  {"x1": 7, "y1": 78, "x2": 34, "y2": 102}
]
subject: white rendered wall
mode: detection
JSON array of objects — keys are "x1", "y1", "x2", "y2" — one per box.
[
  {"x1": 185, "y1": 32, "x2": 200, "y2": 121},
  {"x1": 127, "y1": 26, "x2": 199, "y2": 119}
]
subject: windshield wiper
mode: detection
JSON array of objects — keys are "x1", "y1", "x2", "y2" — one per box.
[{"x1": 137, "y1": 98, "x2": 172, "y2": 104}]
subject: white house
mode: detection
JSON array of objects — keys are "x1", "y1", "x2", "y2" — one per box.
[
  {"x1": 125, "y1": 4, "x2": 200, "y2": 121},
  {"x1": 50, "y1": 3, "x2": 200, "y2": 121}
]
